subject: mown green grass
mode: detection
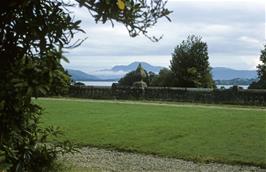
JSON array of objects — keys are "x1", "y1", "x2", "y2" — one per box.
[{"x1": 36, "y1": 98, "x2": 266, "y2": 167}]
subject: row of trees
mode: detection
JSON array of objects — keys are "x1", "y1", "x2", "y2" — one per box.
[
  {"x1": 119, "y1": 35, "x2": 216, "y2": 88},
  {"x1": 119, "y1": 36, "x2": 266, "y2": 89}
]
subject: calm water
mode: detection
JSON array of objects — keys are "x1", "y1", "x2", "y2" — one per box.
[
  {"x1": 216, "y1": 85, "x2": 249, "y2": 89},
  {"x1": 78, "y1": 81, "x2": 249, "y2": 89},
  {"x1": 78, "y1": 81, "x2": 117, "y2": 86}
]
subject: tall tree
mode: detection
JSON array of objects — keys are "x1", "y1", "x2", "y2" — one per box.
[
  {"x1": 249, "y1": 45, "x2": 266, "y2": 89},
  {"x1": 150, "y1": 68, "x2": 175, "y2": 87},
  {"x1": 47, "y1": 63, "x2": 71, "y2": 96},
  {"x1": 118, "y1": 64, "x2": 149, "y2": 86},
  {"x1": 170, "y1": 35, "x2": 215, "y2": 88},
  {"x1": 0, "y1": 0, "x2": 170, "y2": 171}
]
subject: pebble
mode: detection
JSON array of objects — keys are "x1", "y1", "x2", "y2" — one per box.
[{"x1": 61, "y1": 147, "x2": 266, "y2": 172}]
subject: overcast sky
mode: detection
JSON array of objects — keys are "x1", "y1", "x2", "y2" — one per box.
[{"x1": 62, "y1": 0, "x2": 266, "y2": 74}]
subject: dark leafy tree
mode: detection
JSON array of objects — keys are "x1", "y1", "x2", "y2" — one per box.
[
  {"x1": 147, "y1": 71, "x2": 156, "y2": 86},
  {"x1": 249, "y1": 45, "x2": 266, "y2": 89},
  {"x1": 118, "y1": 71, "x2": 139, "y2": 86},
  {"x1": 76, "y1": 0, "x2": 171, "y2": 41},
  {"x1": 150, "y1": 68, "x2": 175, "y2": 87},
  {"x1": 135, "y1": 64, "x2": 148, "y2": 81},
  {"x1": 0, "y1": 0, "x2": 170, "y2": 171},
  {"x1": 170, "y1": 35, "x2": 215, "y2": 88},
  {"x1": 47, "y1": 64, "x2": 71, "y2": 96},
  {"x1": 118, "y1": 64, "x2": 149, "y2": 86}
]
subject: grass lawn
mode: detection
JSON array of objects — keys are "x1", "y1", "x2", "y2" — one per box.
[{"x1": 36, "y1": 98, "x2": 266, "y2": 168}]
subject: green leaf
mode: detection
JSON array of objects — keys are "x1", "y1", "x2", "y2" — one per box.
[
  {"x1": 26, "y1": 87, "x2": 33, "y2": 96},
  {"x1": 61, "y1": 55, "x2": 69, "y2": 63},
  {"x1": 0, "y1": 100, "x2": 5, "y2": 111},
  {"x1": 74, "y1": 20, "x2": 82, "y2": 26},
  {"x1": 38, "y1": 87, "x2": 47, "y2": 95},
  {"x1": 14, "y1": 82, "x2": 27, "y2": 88},
  {"x1": 0, "y1": 162, "x2": 12, "y2": 171}
]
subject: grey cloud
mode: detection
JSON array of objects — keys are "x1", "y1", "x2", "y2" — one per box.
[
  {"x1": 63, "y1": 0, "x2": 266, "y2": 71},
  {"x1": 167, "y1": 1, "x2": 265, "y2": 24}
]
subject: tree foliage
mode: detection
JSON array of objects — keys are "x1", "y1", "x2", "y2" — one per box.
[
  {"x1": 77, "y1": 0, "x2": 171, "y2": 41},
  {"x1": 0, "y1": 0, "x2": 170, "y2": 171},
  {"x1": 118, "y1": 64, "x2": 149, "y2": 86},
  {"x1": 170, "y1": 35, "x2": 215, "y2": 88},
  {"x1": 47, "y1": 64, "x2": 71, "y2": 96},
  {"x1": 150, "y1": 68, "x2": 175, "y2": 87},
  {"x1": 249, "y1": 45, "x2": 266, "y2": 89}
]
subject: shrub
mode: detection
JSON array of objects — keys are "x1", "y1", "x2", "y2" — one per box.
[{"x1": 133, "y1": 81, "x2": 148, "y2": 88}]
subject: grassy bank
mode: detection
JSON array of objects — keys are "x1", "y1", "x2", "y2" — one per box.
[{"x1": 36, "y1": 98, "x2": 266, "y2": 167}]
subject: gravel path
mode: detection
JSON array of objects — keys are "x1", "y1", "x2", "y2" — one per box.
[{"x1": 62, "y1": 147, "x2": 266, "y2": 172}]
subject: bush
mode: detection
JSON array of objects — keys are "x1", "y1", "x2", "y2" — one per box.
[
  {"x1": 133, "y1": 81, "x2": 148, "y2": 88},
  {"x1": 118, "y1": 64, "x2": 149, "y2": 86},
  {"x1": 170, "y1": 35, "x2": 215, "y2": 88}
]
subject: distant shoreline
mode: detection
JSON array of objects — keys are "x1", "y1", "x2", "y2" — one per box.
[
  {"x1": 76, "y1": 81, "x2": 249, "y2": 89},
  {"x1": 76, "y1": 80, "x2": 117, "y2": 87},
  {"x1": 75, "y1": 80, "x2": 119, "y2": 82}
]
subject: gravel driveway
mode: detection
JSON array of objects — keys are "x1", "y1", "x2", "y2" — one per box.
[{"x1": 62, "y1": 147, "x2": 266, "y2": 172}]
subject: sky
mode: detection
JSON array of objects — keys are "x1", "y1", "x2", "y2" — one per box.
[{"x1": 62, "y1": 0, "x2": 266, "y2": 75}]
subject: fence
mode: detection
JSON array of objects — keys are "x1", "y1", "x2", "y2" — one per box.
[{"x1": 68, "y1": 85, "x2": 266, "y2": 106}]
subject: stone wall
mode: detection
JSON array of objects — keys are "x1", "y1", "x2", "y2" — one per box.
[
  {"x1": 69, "y1": 86, "x2": 113, "y2": 99},
  {"x1": 69, "y1": 85, "x2": 266, "y2": 106}
]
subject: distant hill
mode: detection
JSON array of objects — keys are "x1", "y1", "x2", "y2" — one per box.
[
  {"x1": 105, "y1": 62, "x2": 257, "y2": 80},
  {"x1": 67, "y1": 63, "x2": 258, "y2": 81},
  {"x1": 215, "y1": 78, "x2": 258, "y2": 85},
  {"x1": 109, "y1": 62, "x2": 163, "y2": 73},
  {"x1": 67, "y1": 69, "x2": 100, "y2": 81},
  {"x1": 211, "y1": 67, "x2": 257, "y2": 80}
]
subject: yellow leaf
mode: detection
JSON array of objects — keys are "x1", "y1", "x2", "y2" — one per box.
[{"x1": 117, "y1": 0, "x2": 125, "y2": 10}]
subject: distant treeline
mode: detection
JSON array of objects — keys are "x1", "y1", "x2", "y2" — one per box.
[
  {"x1": 215, "y1": 78, "x2": 258, "y2": 86},
  {"x1": 117, "y1": 36, "x2": 266, "y2": 89},
  {"x1": 118, "y1": 36, "x2": 216, "y2": 89}
]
